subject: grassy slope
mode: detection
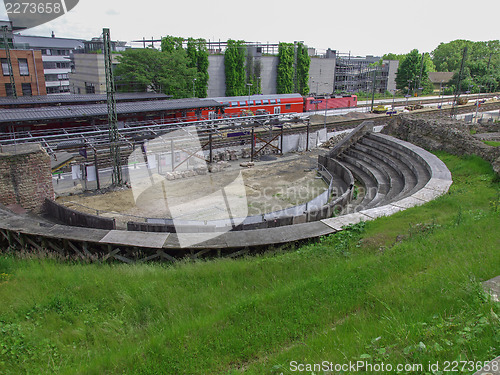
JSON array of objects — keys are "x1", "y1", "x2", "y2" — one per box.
[
  {"x1": 483, "y1": 140, "x2": 500, "y2": 147},
  {"x1": 0, "y1": 153, "x2": 499, "y2": 375}
]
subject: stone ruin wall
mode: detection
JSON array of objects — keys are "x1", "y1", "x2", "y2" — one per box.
[
  {"x1": 0, "y1": 144, "x2": 55, "y2": 213},
  {"x1": 382, "y1": 114, "x2": 500, "y2": 176}
]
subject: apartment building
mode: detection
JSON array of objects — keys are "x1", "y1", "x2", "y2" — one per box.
[
  {"x1": 13, "y1": 34, "x2": 84, "y2": 94},
  {"x1": 1, "y1": 22, "x2": 46, "y2": 97}
]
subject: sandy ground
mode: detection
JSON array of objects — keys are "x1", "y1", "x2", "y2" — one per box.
[{"x1": 57, "y1": 149, "x2": 330, "y2": 228}]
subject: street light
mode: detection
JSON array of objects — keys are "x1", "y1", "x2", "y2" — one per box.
[
  {"x1": 246, "y1": 83, "x2": 253, "y2": 110},
  {"x1": 475, "y1": 85, "x2": 482, "y2": 123},
  {"x1": 192, "y1": 78, "x2": 197, "y2": 98},
  {"x1": 439, "y1": 81, "x2": 444, "y2": 110}
]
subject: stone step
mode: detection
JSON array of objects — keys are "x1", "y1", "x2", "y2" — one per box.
[
  {"x1": 362, "y1": 134, "x2": 431, "y2": 197},
  {"x1": 350, "y1": 144, "x2": 406, "y2": 202},
  {"x1": 337, "y1": 158, "x2": 378, "y2": 210},
  {"x1": 352, "y1": 142, "x2": 417, "y2": 201},
  {"x1": 345, "y1": 148, "x2": 402, "y2": 207},
  {"x1": 340, "y1": 154, "x2": 387, "y2": 209},
  {"x1": 366, "y1": 133, "x2": 431, "y2": 179}
]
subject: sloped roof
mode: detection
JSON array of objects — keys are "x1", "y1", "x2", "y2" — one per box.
[
  {"x1": 428, "y1": 72, "x2": 454, "y2": 84},
  {"x1": 0, "y1": 98, "x2": 224, "y2": 123},
  {"x1": 0, "y1": 92, "x2": 171, "y2": 106},
  {"x1": 13, "y1": 34, "x2": 85, "y2": 49}
]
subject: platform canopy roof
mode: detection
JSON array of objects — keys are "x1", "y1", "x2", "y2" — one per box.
[
  {"x1": 0, "y1": 92, "x2": 172, "y2": 107},
  {"x1": 0, "y1": 98, "x2": 224, "y2": 123}
]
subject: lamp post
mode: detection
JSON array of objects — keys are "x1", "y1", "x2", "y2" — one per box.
[
  {"x1": 439, "y1": 81, "x2": 444, "y2": 110},
  {"x1": 246, "y1": 83, "x2": 253, "y2": 111},
  {"x1": 192, "y1": 78, "x2": 197, "y2": 98},
  {"x1": 475, "y1": 85, "x2": 482, "y2": 123},
  {"x1": 323, "y1": 97, "x2": 328, "y2": 133}
]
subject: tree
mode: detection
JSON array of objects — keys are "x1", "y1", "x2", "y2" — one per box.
[
  {"x1": 432, "y1": 39, "x2": 500, "y2": 93},
  {"x1": 277, "y1": 42, "x2": 294, "y2": 94},
  {"x1": 395, "y1": 49, "x2": 431, "y2": 94},
  {"x1": 114, "y1": 48, "x2": 196, "y2": 98},
  {"x1": 186, "y1": 38, "x2": 209, "y2": 98},
  {"x1": 161, "y1": 36, "x2": 184, "y2": 54},
  {"x1": 296, "y1": 42, "x2": 310, "y2": 96},
  {"x1": 224, "y1": 40, "x2": 246, "y2": 96},
  {"x1": 381, "y1": 53, "x2": 406, "y2": 63}
]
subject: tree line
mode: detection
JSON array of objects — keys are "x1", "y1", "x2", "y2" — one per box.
[
  {"x1": 114, "y1": 37, "x2": 311, "y2": 98},
  {"x1": 114, "y1": 36, "x2": 208, "y2": 99},
  {"x1": 384, "y1": 39, "x2": 500, "y2": 96}
]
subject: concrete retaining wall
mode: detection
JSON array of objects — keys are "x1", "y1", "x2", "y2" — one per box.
[{"x1": 44, "y1": 199, "x2": 116, "y2": 230}]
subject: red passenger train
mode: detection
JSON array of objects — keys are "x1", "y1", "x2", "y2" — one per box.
[
  {"x1": 0, "y1": 93, "x2": 357, "y2": 136},
  {"x1": 209, "y1": 93, "x2": 357, "y2": 117}
]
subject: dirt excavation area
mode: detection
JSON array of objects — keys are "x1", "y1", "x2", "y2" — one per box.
[{"x1": 57, "y1": 149, "x2": 332, "y2": 228}]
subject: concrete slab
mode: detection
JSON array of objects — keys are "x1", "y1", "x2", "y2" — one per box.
[
  {"x1": 279, "y1": 221, "x2": 336, "y2": 241},
  {"x1": 37, "y1": 224, "x2": 107, "y2": 243},
  {"x1": 360, "y1": 205, "x2": 404, "y2": 219},
  {"x1": 391, "y1": 196, "x2": 426, "y2": 209},
  {"x1": 483, "y1": 275, "x2": 500, "y2": 303},
  {"x1": 411, "y1": 187, "x2": 444, "y2": 203},
  {"x1": 5, "y1": 204, "x2": 27, "y2": 215},
  {"x1": 321, "y1": 212, "x2": 371, "y2": 231},
  {"x1": 424, "y1": 178, "x2": 453, "y2": 193},
  {"x1": 100, "y1": 230, "x2": 169, "y2": 249},
  {"x1": 224, "y1": 230, "x2": 278, "y2": 248},
  {"x1": 178, "y1": 233, "x2": 229, "y2": 249}
]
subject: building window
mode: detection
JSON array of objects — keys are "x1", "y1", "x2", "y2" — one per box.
[
  {"x1": 4, "y1": 83, "x2": 14, "y2": 97},
  {"x1": 21, "y1": 83, "x2": 32, "y2": 96},
  {"x1": 85, "y1": 82, "x2": 95, "y2": 94},
  {"x1": 18, "y1": 59, "x2": 29, "y2": 76},
  {"x1": 1, "y1": 59, "x2": 10, "y2": 76},
  {"x1": 56, "y1": 62, "x2": 69, "y2": 69}
]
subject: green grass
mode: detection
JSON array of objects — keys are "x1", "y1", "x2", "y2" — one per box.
[
  {"x1": 0, "y1": 154, "x2": 499, "y2": 374},
  {"x1": 483, "y1": 140, "x2": 500, "y2": 147}
]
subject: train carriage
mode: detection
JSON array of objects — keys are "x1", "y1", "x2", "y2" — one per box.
[
  {"x1": 304, "y1": 95, "x2": 357, "y2": 112},
  {"x1": 208, "y1": 93, "x2": 304, "y2": 117}
]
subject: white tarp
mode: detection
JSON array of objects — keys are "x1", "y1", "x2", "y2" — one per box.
[
  {"x1": 86, "y1": 165, "x2": 96, "y2": 182},
  {"x1": 282, "y1": 134, "x2": 300, "y2": 154},
  {"x1": 71, "y1": 165, "x2": 81, "y2": 180},
  {"x1": 318, "y1": 128, "x2": 328, "y2": 143},
  {"x1": 147, "y1": 154, "x2": 157, "y2": 170}
]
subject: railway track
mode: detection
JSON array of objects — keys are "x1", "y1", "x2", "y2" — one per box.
[{"x1": 1, "y1": 96, "x2": 499, "y2": 172}]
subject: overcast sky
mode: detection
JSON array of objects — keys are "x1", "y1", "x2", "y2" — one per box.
[{"x1": 1, "y1": 0, "x2": 498, "y2": 56}]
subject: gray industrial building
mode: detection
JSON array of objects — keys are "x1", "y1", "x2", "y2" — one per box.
[
  {"x1": 206, "y1": 43, "x2": 338, "y2": 97},
  {"x1": 206, "y1": 44, "x2": 397, "y2": 97}
]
